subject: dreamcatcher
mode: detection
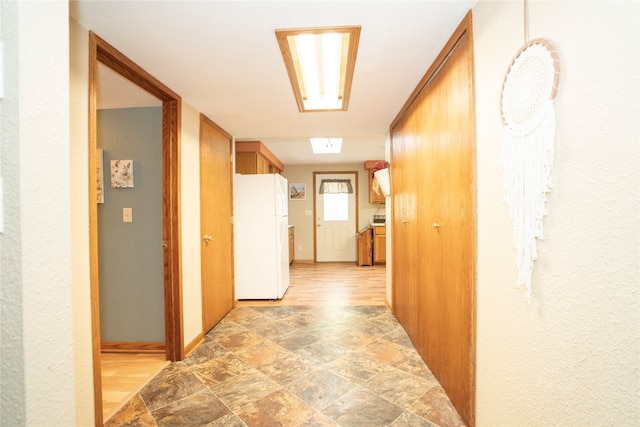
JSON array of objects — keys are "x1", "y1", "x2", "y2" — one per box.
[{"x1": 500, "y1": 1, "x2": 560, "y2": 302}]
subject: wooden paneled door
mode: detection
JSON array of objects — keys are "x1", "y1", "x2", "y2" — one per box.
[
  {"x1": 200, "y1": 114, "x2": 234, "y2": 333},
  {"x1": 391, "y1": 12, "x2": 476, "y2": 426}
]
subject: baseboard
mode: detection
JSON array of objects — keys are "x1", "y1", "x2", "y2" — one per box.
[
  {"x1": 184, "y1": 332, "x2": 204, "y2": 357},
  {"x1": 292, "y1": 259, "x2": 314, "y2": 264},
  {"x1": 101, "y1": 341, "x2": 165, "y2": 354}
]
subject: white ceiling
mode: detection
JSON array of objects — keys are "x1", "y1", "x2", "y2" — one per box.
[{"x1": 72, "y1": 1, "x2": 476, "y2": 166}]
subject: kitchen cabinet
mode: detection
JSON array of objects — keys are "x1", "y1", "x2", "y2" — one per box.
[
  {"x1": 288, "y1": 226, "x2": 294, "y2": 265},
  {"x1": 373, "y1": 225, "x2": 386, "y2": 264},
  {"x1": 364, "y1": 160, "x2": 386, "y2": 204},
  {"x1": 357, "y1": 228, "x2": 373, "y2": 266},
  {"x1": 236, "y1": 141, "x2": 284, "y2": 174}
]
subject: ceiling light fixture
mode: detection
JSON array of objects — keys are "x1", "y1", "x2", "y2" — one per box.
[
  {"x1": 276, "y1": 26, "x2": 361, "y2": 112},
  {"x1": 310, "y1": 137, "x2": 342, "y2": 154}
]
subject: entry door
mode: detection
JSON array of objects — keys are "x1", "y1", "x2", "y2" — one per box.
[
  {"x1": 200, "y1": 115, "x2": 234, "y2": 333},
  {"x1": 315, "y1": 172, "x2": 357, "y2": 262}
]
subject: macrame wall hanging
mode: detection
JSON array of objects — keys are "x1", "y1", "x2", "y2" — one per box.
[{"x1": 500, "y1": 0, "x2": 560, "y2": 302}]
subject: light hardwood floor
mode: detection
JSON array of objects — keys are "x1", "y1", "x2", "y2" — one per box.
[
  {"x1": 101, "y1": 262, "x2": 386, "y2": 422},
  {"x1": 101, "y1": 352, "x2": 169, "y2": 420}
]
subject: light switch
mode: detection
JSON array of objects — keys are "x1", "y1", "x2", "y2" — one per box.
[
  {"x1": 305, "y1": 210, "x2": 312, "y2": 216},
  {"x1": 123, "y1": 207, "x2": 132, "y2": 222}
]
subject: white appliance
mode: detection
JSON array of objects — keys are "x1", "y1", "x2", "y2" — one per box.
[{"x1": 234, "y1": 173, "x2": 290, "y2": 299}]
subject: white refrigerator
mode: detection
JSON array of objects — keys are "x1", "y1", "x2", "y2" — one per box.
[{"x1": 234, "y1": 173, "x2": 290, "y2": 299}]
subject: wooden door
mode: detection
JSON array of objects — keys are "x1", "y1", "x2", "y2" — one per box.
[
  {"x1": 391, "y1": 13, "x2": 476, "y2": 426},
  {"x1": 200, "y1": 114, "x2": 234, "y2": 333}
]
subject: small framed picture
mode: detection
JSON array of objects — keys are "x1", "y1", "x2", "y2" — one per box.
[
  {"x1": 111, "y1": 160, "x2": 134, "y2": 188},
  {"x1": 289, "y1": 183, "x2": 306, "y2": 200}
]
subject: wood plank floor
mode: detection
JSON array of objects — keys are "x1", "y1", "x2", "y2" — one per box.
[
  {"x1": 101, "y1": 352, "x2": 169, "y2": 420},
  {"x1": 101, "y1": 262, "x2": 386, "y2": 422},
  {"x1": 239, "y1": 262, "x2": 387, "y2": 306}
]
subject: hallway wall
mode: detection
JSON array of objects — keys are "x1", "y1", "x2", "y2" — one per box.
[
  {"x1": 1, "y1": 2, "x2": 78, "y2": 425},
  {"x1": 473, "y1": 1, "x2": 639, "y2": 425}
]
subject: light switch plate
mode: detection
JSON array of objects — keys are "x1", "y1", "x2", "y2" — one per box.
[
  {"x1": 123, "y1": 207, "x2": 132, "y2": 222},
  {"x1": 305, "y1": 210, "x2": 312, "y2": 216}
]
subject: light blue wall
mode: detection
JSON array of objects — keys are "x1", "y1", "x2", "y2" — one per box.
[{"x1": 97, "y1": 107, "x2": 164, "y2": 342}]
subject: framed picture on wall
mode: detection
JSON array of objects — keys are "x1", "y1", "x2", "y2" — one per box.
[
  {"x1": 289, "y1": 183, "x2": 306, "y2": 200},
  {"x1": 111, "y1": 160, "x2": 134, "y2": 188}
]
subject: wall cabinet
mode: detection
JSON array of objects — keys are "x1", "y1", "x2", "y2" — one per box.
[
  {"x1": 364, "y1": 160, "x2": 386, "y2": 204},
  {"x1": 373, "y1": 225, "x2": 386, "y2": 264},
  {"x1": 288, "y1": 226, "x2": 294, "y2": 265},
  {"x1": 236, "y1": 141, "x2": 284, "y2": 174}
]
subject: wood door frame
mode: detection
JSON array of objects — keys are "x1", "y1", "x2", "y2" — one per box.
[
  {"x1": 312, "y1": 171, "x2": 359, "y2": 262},
  {"x1": 88, "y1": 31, "x2": 183, "y2": 426}
]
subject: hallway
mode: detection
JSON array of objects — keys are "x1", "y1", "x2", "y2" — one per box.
[{"x1": 104, "y1": 263, "x2": 465, "y2": 426}]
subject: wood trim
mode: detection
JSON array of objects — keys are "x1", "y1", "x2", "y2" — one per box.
[
  {"x1": 89, "y1": 31, "x2": 184, "y2": 426},
  {"x1": 101, "y1": 341, "x2": 166, "y2": 354},
  {"x1": 88, "y1": 32, "x2": 103, "y2": 427},
  {"x1": 184, "y1": 333, "x2": 205, "y2": 357},
  {"x1": 236, "y1": 140, "x2": 284, "y2": 172}
]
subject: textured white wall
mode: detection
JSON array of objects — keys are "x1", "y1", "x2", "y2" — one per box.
[
  {"x1": 69, "y1": 18, "x2": 96, "y2": 426},
  {"x1": 181, "y1": 102, "x2": 204, "y2": 346},
  {"x1": 474, "y1": 1, "x2": 639, "y2": 425},
  {"x1": 18, "y1": 1, "x2": 77, "y2": 425}
]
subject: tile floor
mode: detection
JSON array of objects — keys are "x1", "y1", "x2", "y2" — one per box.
[{"x1": 105, "y1": 305, "x2": 465, "y2": 426}]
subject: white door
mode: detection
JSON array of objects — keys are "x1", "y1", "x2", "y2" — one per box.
[{"x1": 315, "y1": 172, "x2": 357, "y2": 262}]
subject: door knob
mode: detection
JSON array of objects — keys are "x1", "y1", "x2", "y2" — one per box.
[
  {"x1": 433, "y1": 223, "x2": 440, "y2": 233},
  {"x1": 203, "y1": 235, "x2": 214, "y2": 245}
]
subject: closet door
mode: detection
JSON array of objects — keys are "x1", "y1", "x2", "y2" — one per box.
[
  {"x1": 391, "y1": 13, "x2": 475, "y2": 426},
  {"x1": 391, "y1": 108, "x2": 420, "y2": 345}
]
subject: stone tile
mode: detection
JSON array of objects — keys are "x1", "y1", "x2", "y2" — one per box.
[
  {"x1": 184, "y1": 340, "x2": 228, "y2": 367},
  {"x1": 209, "y1": 369, "x2": 281, "y2": 411},
  {"x1": 243, "y1": 319, "x2": 297, "y2": 340},
  {"x1": 382, "y1": 325, "x2": 417, "y2": 349},
  {"x1": 139, "y1": 368, "x2": 207, "y2": 412},
  {"x1": 295, "y1": 339, "x2": 349, "y2": 365},
  {"x1": 361, "y1": 337, "x2": 408, "y2": 365},
  {"x1": 190, "y1": 352, "x2": 252, "y2": 386},
  {"x1": 234, "y1": 340, "x2": 291, "y2": 368},
  {"x1": 323, "y1": 386, "x2": 405, "y2": 427},
  {"x1": 151, "y1": 388, "x2": 230, "y2": 427},
  {"x1": 353, "y1": 317, "x2": 398, "y2": 336},
  {"x1": 213, "y1": 330, "x2": 265, "y2": 352},
  {"x1": 327, "y1": 329, "x2": 376, "y2": 351},
  {"x1": 272, "y1": 329, "x2": 322, "y2": 351},
  {"x1": 205, "y1": 320, "x2": 248, "y2": 341},
  {"x1": 299, "y1": 411, "x2": 341, "y2": 426},
  {"x1": 390, "y1": 410, "x2": 440, "y2": 426},
  {"x1": 205, "y1": 413, "x2": 247, "y2": 426},
  {"x1": 326, "y1": 352, "x2": 386, "y2": 384},
  {"x1": 104, "y1": 394, "x2": 156, "y2": 427},
  {"x1": 392, "y1": 348, "x2": 437, "y2": 379},
  {"x1": 236, "y1": 389, "x2": 317, "y2": 427},
  {"x1": 288, "y1": 369, "x2": 356, "y2": 411},
  {"x1": 361, "y1": 365, "x2": 437, "y2": 409},
  {"x1": 256, "y1": 351, "x2": 317, "y2": 386},
  {"x1": 410, "y1": 384, "x2": 466, "y2": 427}
]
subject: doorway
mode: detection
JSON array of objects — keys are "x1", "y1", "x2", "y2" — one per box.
[
  {"x1": 89, "y1": 32, "x2": 182, "y2": 426},
  {"x1": 313, "y1": 172, "x2": 358, "y2": 262}
]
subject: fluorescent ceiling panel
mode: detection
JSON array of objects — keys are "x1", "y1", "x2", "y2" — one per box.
[{"x1": 276, "y1": 26, "x2": 360, "y2": 112}]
